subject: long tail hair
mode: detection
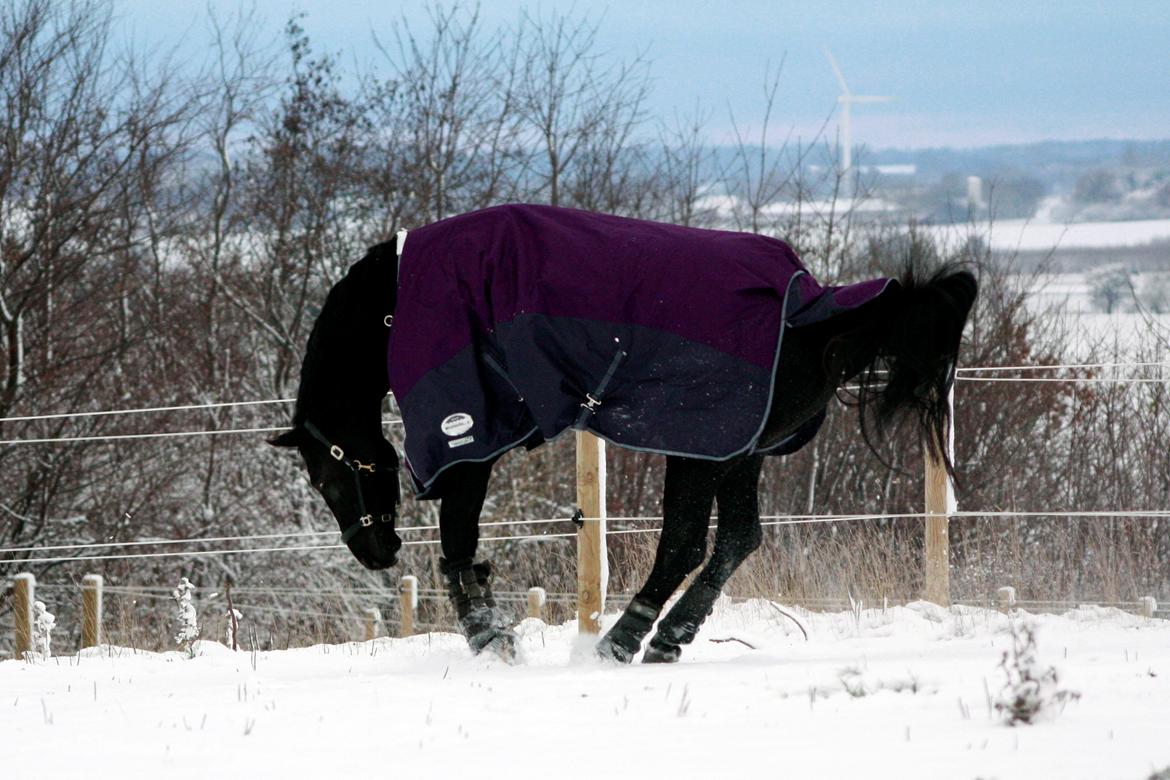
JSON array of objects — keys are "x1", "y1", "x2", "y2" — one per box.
[{"x1": 842, "y1": 263, "x2": 978, "y2": 479}]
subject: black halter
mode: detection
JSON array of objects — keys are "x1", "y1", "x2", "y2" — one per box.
[{"x1": 303, "y1": 420, "x2": 395, "y2": 542}]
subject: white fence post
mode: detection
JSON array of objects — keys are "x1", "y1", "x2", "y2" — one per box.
[
  {"x1": 997, "y1": 586, "x2": 1017, "y2": 612},
  {"x1": 527, "y1": 587, "x2": 547, "y2": 620},
  {"x1": 399, "y1": 575, "x2": 418, "y2": 637},
  {"x1": 364, "y1": 608, "x2": 382, "y2": 641},
  {"x1": 1139, "y1": 596, "x2": 1157, "y2": 618}
]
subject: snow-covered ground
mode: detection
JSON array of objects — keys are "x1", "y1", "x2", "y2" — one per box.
[
  {"x1": 4, "y1": 601, "x2": 1169, "y2": 779},
  {"x1": 982, "y1": 218, "x2": 1170, "y2": 252},
  {"x1": 1019, "y1": 271, "x2": 1169, "y2": 355}
]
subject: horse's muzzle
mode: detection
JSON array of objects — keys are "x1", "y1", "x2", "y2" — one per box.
[{"x1": 347, "y1": 524, "x2": 402, "y2": 570}]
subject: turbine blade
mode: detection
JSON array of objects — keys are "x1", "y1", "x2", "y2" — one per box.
[
  {"x1": 852, "y1": 95, "x2": 895, "y2": 103},
  {"x1": 822, "y1": 46, "x2": 850, "y2": 95}
]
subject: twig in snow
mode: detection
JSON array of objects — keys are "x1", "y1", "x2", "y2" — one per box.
[
  {"x1": 768, "y1": 601, "x2": 809, "y2": 641},
  {"x1": 709, "y1": 636, "x2": 757, "y2": 650}
]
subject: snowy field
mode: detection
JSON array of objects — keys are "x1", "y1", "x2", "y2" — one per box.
[
  {"x1": 982, "y1": 218, "x2": 1170, "y2": 252},
  {"x1": 4, "y1": 601, "x2": 1169, "y2": 780}
]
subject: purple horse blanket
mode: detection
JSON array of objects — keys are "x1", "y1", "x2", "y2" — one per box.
[{"x1": 387, "y1": 204, "x2": 891, "y2": 496}]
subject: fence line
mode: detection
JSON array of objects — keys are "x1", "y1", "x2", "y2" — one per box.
[
  {"x1": 94, "y1": 583, "x2": 585, "y2": 602},
  {"x1": 21, "y1": 584, "x2": 1170, "y2": 612},
  {"x1": 0, "y1": 515, "x2": 599, "y2": 556},
  {"x1": 956, "y1": 377, "x2": 1167, "y2": 384},
  {"x1": 0, "y1": 420, "x2": 405, "y2": 446},
  {"x1": 955, "y1": 361, "x2": 1168, "y2": 373},
  {"x1": 2, "y1": 356, "x2": 1166, "y2": 634},
  {"x1": 6, "y1": 567, "x2": 1162, "y2": 660},
  {"x1": 5, "y1": 508, "x2": 1168, "y2": 566},
  {"x1": 0, "y1": 359, "x2": 1159, "y2": 427},
  {"x1": 0, "y1": 426, "x2": 291, "y2": 446},
  {"x1": 0, "y1": 398, "x2": 296, "y2": 423}
]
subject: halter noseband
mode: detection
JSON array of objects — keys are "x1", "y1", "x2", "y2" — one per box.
[{"x1": 302, "y1": 420, "x2": 396, "y2": 543}]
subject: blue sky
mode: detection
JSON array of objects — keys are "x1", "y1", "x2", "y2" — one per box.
[{"x1": 115, "y1": 1, "x2": 1170, "y2": 149}]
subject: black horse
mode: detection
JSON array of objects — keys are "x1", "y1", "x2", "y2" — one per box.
[{"x1": 272, "y1": 204, "x2": 976, "y2": 663}]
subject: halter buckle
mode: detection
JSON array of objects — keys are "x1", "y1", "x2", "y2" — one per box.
[
  {"x1": 580, "y1": 393, "x2": 601, "y2": 413},
  {"x1": 330, "y1": 445, "x2": 344, "y2": 461},
  {"x1": 359, "y1": 514, "x2": 374, "y2": 527}
]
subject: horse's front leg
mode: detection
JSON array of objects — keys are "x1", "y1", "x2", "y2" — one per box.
[
  {"x1": 435, "y1": 461, "x2": 518, "y2": 660},
  {"x1": 596, "y1": 456, "x2": 727, "y2": 663},
  {"x1": 642, "y1": 454, "x2": 764, "y2": 663}
]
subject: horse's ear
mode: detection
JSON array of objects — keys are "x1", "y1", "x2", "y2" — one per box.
[{"x1": 269, "y1": 428, "x2": 307, "y2": 448}]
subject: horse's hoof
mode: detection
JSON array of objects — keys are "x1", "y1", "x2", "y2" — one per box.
[
  {"x1": 595, "y1": 634, "x2": 636, "y2": 664},
  {"x1": 472, "y1": 628, "x2": 521, "y2": 664},
  {"x1": 641, "y1": 641, "x2": 681, "y2": 664}
]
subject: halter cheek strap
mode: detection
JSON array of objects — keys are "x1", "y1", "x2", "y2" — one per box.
[{"x1": 302, "y1": 420, "x2": 395, "y2": 543}]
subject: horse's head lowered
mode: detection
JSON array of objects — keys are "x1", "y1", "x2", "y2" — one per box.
[
  {"x1": 841, "y1": 261, "x2": 978, "y2": 479},
  {"x1": 271, "y1": 240, "x2": 403, "y2": 570}
]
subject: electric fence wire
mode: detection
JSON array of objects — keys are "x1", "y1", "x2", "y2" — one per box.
[{"x1": 5, "y1": 509, "x2": 1169, "y2": 566}]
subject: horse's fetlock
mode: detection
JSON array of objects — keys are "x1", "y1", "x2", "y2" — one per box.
[{"x1": 597, "y1": 598, "x2": 661, "y2": 663}]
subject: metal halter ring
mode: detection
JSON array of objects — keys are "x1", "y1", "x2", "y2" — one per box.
[{"x1": 384, "y1": 314, "x2": 394, "y2": 327}]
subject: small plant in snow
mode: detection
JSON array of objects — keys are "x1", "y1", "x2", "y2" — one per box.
[
  {"x1": 173, "y1": 577, "x2": 200, "y2": 656},
  {"x1": 995, "y1": 621, "x2": 1080, "y2": 725},
  {"x1": 29, "y1": 601, "x2": 55, "y2": 659},
  {"x1": 839, "y1": 666, "x2": 921, "y2": 698},
  {"x1": 839, "y1": 666, "x2": 868, "y2": 697},
  {"x1": 848, "y1": 591, "x2": 864, "y2": 633}
]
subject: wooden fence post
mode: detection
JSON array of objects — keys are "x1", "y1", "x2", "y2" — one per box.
[
  {"x1": 576, "y1": 431, "x2": 607, "y2": 635},
  {"x1": 364, "y1": 608, "x2": 381, "y2": 641},
  {"x1": 399, "y1": 575, "x2": 418, "y2": 637},
  {"x1": 527, "y1": 587, "x2": 547, "y2": 620},
  {"x1": 81, "y1": 574, "x2": 103, "y2": 649},
  {"x1": 1139, "y1": 596, "x2": 1157, "y2": 618},
  {"x1": 996, "y1": 586, "x2": 1017, "y2": 612},
  {"x1": 924, "y1": 386, "x2": 955, "y2": 607},
  {"x1": 12, "y1": 572, "x2": 35, "y2": 659}
]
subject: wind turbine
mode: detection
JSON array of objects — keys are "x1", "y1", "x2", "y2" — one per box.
[{"x1": 823, "y1": 47, "x2": 893, "y2": 174}]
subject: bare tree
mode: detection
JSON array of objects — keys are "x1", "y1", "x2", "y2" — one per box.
[
  {"x1": 370, "y1": 5, "x2": 525, "y2": 225},
  {"x1": 0, "y1": 0, "x2": 196, "y2": 556},
  {"x1": 654, "y1": 105, "x2": 716, "y2": 227},
  {"x1": 514, "y1": 10, "x2": 650, "y2": 208}
]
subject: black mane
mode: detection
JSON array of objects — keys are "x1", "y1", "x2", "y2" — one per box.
[{"x1": 291, "y1": 241, "x2": 399, "y2": 433}]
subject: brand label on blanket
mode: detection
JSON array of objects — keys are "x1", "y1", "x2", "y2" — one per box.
[
  {"x1": 441, "y1": 413, "x2": 474, "y2": 436},
  {"x1": 447, "y1": 435, "x2": 474, "y2": 448}
]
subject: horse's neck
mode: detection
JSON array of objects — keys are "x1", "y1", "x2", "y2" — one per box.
[{"x1": 760, "y1": 301, "x2": 886, "y2": 445}]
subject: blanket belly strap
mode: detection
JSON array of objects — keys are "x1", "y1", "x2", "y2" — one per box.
[{"x1": 573, "y1": 348, "x2": 628, "y2": 429}]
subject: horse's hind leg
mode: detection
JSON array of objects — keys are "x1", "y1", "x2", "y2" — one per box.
[
  {"x1": 596, "y1": 456, "x2": 727, "y2": 663},
  {"x1": 643, "y1": 454, "x2": 764, "y2": 663},
  {"x1": 436, "y1": 461, "x2": 518, "y2": 660}
]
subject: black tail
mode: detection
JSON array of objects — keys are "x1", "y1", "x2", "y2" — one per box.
[{"x1": 850, "y1": 264, "x2": 978, "y2": 478}]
